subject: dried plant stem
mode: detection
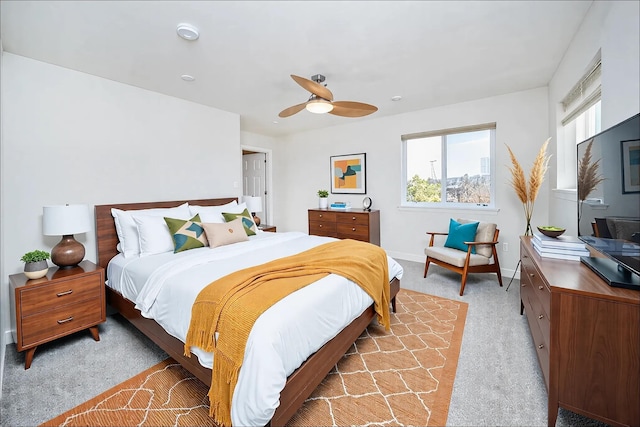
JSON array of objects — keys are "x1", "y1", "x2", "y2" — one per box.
[{"x1": 506, "y1": 139, "x2": 551, "y2": 236}]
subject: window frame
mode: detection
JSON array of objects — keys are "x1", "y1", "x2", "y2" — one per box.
[{"x1": 401, "y1": 122, "x2": 497, "y2": 210}]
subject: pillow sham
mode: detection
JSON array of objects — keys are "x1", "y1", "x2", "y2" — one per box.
[
  {"x1": 111, "y1": 203, "x2": 191, "y2": 258},
  {"x1": 133, "y1": 215, "x2": 175, "y2": 257},
  {"x1": 222, "y1": 208, "x2": 258, "y2": 236},
  {"x1": 189, "y1": 200, "x2": 238, "y2": 223},
  {"x1": 444, "y1": 218, "x2": 479, "y2": 254},
  {"x1": 164, "y1": 214, "x2": 208, "y2": 253},
  {"x1": 202, "y1": 218, "x2": 249, "y2": 248}
]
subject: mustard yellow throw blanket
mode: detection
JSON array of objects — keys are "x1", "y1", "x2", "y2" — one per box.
[{"x1": 184, "y1": 239, "x2": 390, "y2": 426}]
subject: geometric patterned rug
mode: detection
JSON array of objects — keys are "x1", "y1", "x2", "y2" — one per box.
[{"x1": 41, "y1": 289, "x2": 468, "y2": 427}]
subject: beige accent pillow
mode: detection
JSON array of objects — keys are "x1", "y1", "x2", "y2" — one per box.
[
  {"x1": 456, "y1": 218, "x2": 497, "y2": 258},
  {"x1": 202, "y1": 218, "x2": 249, "y2": 248}
]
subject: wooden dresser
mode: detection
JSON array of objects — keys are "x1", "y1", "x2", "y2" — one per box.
[
  {"x1": 10, "y1": 260, "x2": 106, "y2": 369},
  {"x1": 519, "y1": 237, "x2": 639, "y2": 427},
  {"x1": 308, "y1": 208, "x2": 380, "y2": 245}
]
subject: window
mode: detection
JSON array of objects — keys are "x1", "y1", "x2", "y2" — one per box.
[{"x1": 401, "y1": 123, "x2": 496, "y2": 208}]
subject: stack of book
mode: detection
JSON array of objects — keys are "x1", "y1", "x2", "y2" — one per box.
[
  {"x1": 532, "y1": 232, "x2": 590, "y2": 261},
  {"x1": 330, "y1": 202, "x2": 351, "y2": 210}
]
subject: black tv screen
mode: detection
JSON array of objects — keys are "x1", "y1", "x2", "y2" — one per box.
[{"x1": 576, "y1": 113, "x2": 640, "y2": 288}]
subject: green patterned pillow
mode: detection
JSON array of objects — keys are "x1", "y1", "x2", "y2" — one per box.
[
  {"x1": 164, "y1": 214, "x2": 208, "y2": 253},
  {"x1": 222, "y1": 208, "x2": 257, "y2": 236}
]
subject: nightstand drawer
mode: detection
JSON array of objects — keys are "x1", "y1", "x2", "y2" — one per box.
[
  {"x1": 20, "y1": 297, "x2": 104, "y2": 348},
  {"x1": 19, "y1": 274, "x2": 102, "y2": 316}
]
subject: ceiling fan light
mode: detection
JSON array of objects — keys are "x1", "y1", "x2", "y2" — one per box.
[{"x1": 306, "y1": 99, "x2": 334, "y2": 114}]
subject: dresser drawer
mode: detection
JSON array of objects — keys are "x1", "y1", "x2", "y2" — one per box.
[
  {"x1": 309, "y1": 221, "x2": 337, "y2": 237},
  {"x1": 308, "y1": 210, "x2": 337, "y2": 222},
  {"x1": 521, "y1": 255, "x2": 551, "y2": 320},
  {"x1": 20, "y1": 297, "x2": 104, "y2": 349},
  {"x1": 335, "y1": 212, "x2": 369, "y2": 226},
  {"x1": 19, "y1": 273, "x2": 102, "y2": 317},
  {"x1": 337, "y1": 222, "x2": 370, "y2": 241},
  {"x1": 524, "y1": 302, "x2": 551, "y2": 388}
]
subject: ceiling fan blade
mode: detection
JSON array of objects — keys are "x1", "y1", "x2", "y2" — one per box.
[
  {"x1": 278, "y1": 102, "x2": 307, "y2": 118},
  {"x1": 329, "y1": 101, "x2": 378, "y2": 117},
  {"x1": 291, "y1": 75, "x2": 334, "y2": 101}
]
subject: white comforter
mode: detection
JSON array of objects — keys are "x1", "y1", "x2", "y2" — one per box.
[{"x1": 107, "y1": 231, "x2": 403, "y2": 426}]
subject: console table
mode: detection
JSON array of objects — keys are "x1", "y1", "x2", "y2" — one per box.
[{"x1": 520, "y1": 237, "x2": 639, "y2": 426}]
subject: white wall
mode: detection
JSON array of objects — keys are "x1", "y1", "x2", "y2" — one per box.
[
  {"x1": 274, "y1": 87, "x2": 550, "y2": 274},
  {"x1": 1, "y1": 53, "x2": 242, "y2": 345},
  {"x1": 0, "y1": 31, "x2": 5, "y2": 400},
  {"x1": 548, "y1": 1, "x2": 640, "y2": 230}
]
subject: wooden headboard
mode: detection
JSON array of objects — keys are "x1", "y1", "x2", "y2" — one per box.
[{"x1": 94, "y1": 198, "x2": 237, "y2": 272}]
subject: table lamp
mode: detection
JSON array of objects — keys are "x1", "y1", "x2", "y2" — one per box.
[
  {"x1": 43, "y1": 204, "x2": 92, "y2": 268},
  {"x1": 243, "y1": 196, "x2": 263, "y2": 226}
]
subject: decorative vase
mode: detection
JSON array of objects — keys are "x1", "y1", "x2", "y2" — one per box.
[
  {"x1": 24, "y1": 260, "x2": 49, "y2": 280},
  {"x1": 319, "y1": 197, "x2": 328, "y2": 209}
]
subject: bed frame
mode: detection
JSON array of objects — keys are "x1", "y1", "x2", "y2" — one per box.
[{"x1": 95, "y1": 198, "x2": 399, "y2": 426}]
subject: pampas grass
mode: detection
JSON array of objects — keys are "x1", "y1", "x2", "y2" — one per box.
[
  {"x1": 506, "y1": 138, "x2": 551, "y2": 235},
  {"x1": 577, "y1": 138, "x2": 605, "y2": 226}
]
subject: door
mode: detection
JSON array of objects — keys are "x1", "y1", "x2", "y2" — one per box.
[{"x1": 242, "y1": 152, "x2": 268, "y2": 223}]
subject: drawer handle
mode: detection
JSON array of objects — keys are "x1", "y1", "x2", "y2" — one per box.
[
  {"x1": 319, "y1": 214, "x2": 323, "y2": 218},
  {"x1": 529, "y1": 273, "x2": 535, "y2": 278},
  {"x1": 57, "y1": 290, "x2": 73, "y2": 297},
  {"x1": 352, "y1": 228, "x2": 356, "y2": 231},
  {"x1": 538, "y1": 286, "x2": 544, "y2": 290},
  {"x1": 538, "y1": 344, "x2": 544, "y2": 349},
  {"x1": 351, "y1": 216, "x2": 356, "y2": 221},
  {"x1": 319, "y1": 224, "x2": 323, "y2": 228},
  {"x1": 538, "y1": 314, "x2": 544, "y2": 319},
  {"x1": 57, "y1": 317, "x2": 74, "y2": 324},
  {"x1": 521, "y1": 283, "x2": 526, "y2": 287}
]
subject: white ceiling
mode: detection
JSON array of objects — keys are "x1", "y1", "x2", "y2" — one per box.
[{"x1": 1, "y1": 1, "x2": 593, "y2": 137}]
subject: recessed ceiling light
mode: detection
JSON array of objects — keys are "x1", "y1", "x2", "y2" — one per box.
[
  {"x1": 181, "y1": 74, "x2": 195, "y2": 81},
  {"x1": 391, "y1": 95, "x2": 402, "y2": 101},
  {"x1": 177, "y1": 24, "x2": 199, "y2": 41},
  {"x1": 272, "y1": 121, "x2": 279, "y2": 124}
]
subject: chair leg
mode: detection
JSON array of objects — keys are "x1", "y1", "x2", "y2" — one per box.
[
  {"x1": 459, "y1": 272, "x2": 468, "y2": 296},
  {"x1": 424, "y1": 258, "x2": 431, "y2": 278}
]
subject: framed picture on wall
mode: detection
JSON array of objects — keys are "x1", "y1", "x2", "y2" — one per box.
[
  {"x1": 330, "y1": 153, "x2": 366, "y2": 194},
  {"x1": 621, "y1": 139, "x2": 640, "y2": 193}
]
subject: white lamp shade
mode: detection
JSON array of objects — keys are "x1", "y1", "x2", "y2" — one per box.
[
  {"x1": 43, "y1": 205, "x2": 92, "y2": 236},
  {"x1": 243, "y1": 196, "x2": 263, "y2": 214}
]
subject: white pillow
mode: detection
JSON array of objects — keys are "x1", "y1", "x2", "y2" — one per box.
[
  {"x1": 189, "y1": 200, "x2": 238, "y2": 223},
  {"x1": 133, "y1": 215, "x2": 175, "y2": 257},
  {"x1": 111, "y1": 203, "x2": 190, "y2": 258}
]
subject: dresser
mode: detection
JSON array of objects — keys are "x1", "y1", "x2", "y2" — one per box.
[
  {"x1": 520, "y1": 237, "x2": 639, "y2": 427},
  {"x1": 10, "y1": 260, "x2": 106, "y2": 369},
  {"x1": 308, "y1": 208, "x2": 380, "y2": 245}
]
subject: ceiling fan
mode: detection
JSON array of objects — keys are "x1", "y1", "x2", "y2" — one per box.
[{"x1": 278, "y1": 74, "x2": 378, "y2": 118}]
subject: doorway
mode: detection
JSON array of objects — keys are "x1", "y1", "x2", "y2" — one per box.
[{"x1": 242, "y1": 148, "x2": 270, "y2": 225}]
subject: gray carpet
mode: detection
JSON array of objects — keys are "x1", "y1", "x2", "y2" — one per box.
[{"x1": 1, "y1": 259, "x2": 609, "y2": 427}]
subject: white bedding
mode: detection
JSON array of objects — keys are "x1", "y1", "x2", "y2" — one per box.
[{"x1": 106, "y1": 231, "x2": 403, "y2": 426}]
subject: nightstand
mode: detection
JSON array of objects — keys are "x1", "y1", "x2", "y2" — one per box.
[
  {"x1": 9, "y1": 260, "x2": 106, "y2": 369},
  {"x1": 259, "y1": 224, "x2": 277, "y2": 232}
]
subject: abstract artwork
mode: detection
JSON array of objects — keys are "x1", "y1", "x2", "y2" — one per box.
[
  {"x1": 330, "y1": 153, "x2": 366, "y2": 194},
  {"x1": 621, "y1": 139, "x2": 640, "y2": 193}
]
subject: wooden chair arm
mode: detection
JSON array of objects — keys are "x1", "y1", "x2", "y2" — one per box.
[
  {"x1": 426, "y1": 231, "x2": 448, "y2": 247},
  {"x1": 463, "y1": 240, "x2": 499, "y2": 246}
]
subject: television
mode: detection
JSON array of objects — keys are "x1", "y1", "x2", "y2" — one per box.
[{"x1": 576, "y1": 113, "x2": 640, "y2": 290}]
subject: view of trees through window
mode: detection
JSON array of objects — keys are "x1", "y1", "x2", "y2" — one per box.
[{"x1": 402, "y1": 127, "x2": 494, "y2": 207}]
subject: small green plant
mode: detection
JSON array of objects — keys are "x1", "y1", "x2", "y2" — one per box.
[
  {"x1": 317, "y1": 189, "x2": 329, "y2": 198},
  {"x1": 20, "y1": 250, "x2": 50, "y2": 263}
]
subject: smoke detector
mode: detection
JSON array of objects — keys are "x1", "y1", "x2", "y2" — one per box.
[{"x1": 177, "y1": 24, "x2": 199, "y2": 41}]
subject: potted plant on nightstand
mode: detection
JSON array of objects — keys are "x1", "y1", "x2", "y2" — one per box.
[
  {"x1": 20, "y1": 250, "x2": 50, "y2": 279},
  {"x1": 318, "y1": 189, "x2": 329, "y2": 208}
]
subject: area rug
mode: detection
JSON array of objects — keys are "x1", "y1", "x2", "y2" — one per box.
[{"x1": 41, "y1": 289, "x2": 468, "y2": 427}]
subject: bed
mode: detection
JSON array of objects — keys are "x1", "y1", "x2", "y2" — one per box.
[{"x1": 95, "y1": 198, "x2": 402, "y2": 426}]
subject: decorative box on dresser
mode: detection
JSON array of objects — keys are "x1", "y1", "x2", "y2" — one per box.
[
  {"x1": 519, "y1": 237, "x2": 639, "y2": 427},
  {"x1": 9, "y1": 260, "x2": 106, "y2": 369},
  {"x1": 308, "y1": 208, "x2": 380, "y2": 245}
]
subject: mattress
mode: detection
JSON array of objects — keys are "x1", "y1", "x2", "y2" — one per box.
[{"x1": 106, "y1": 231, "x2": 403, "y2": 426}]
